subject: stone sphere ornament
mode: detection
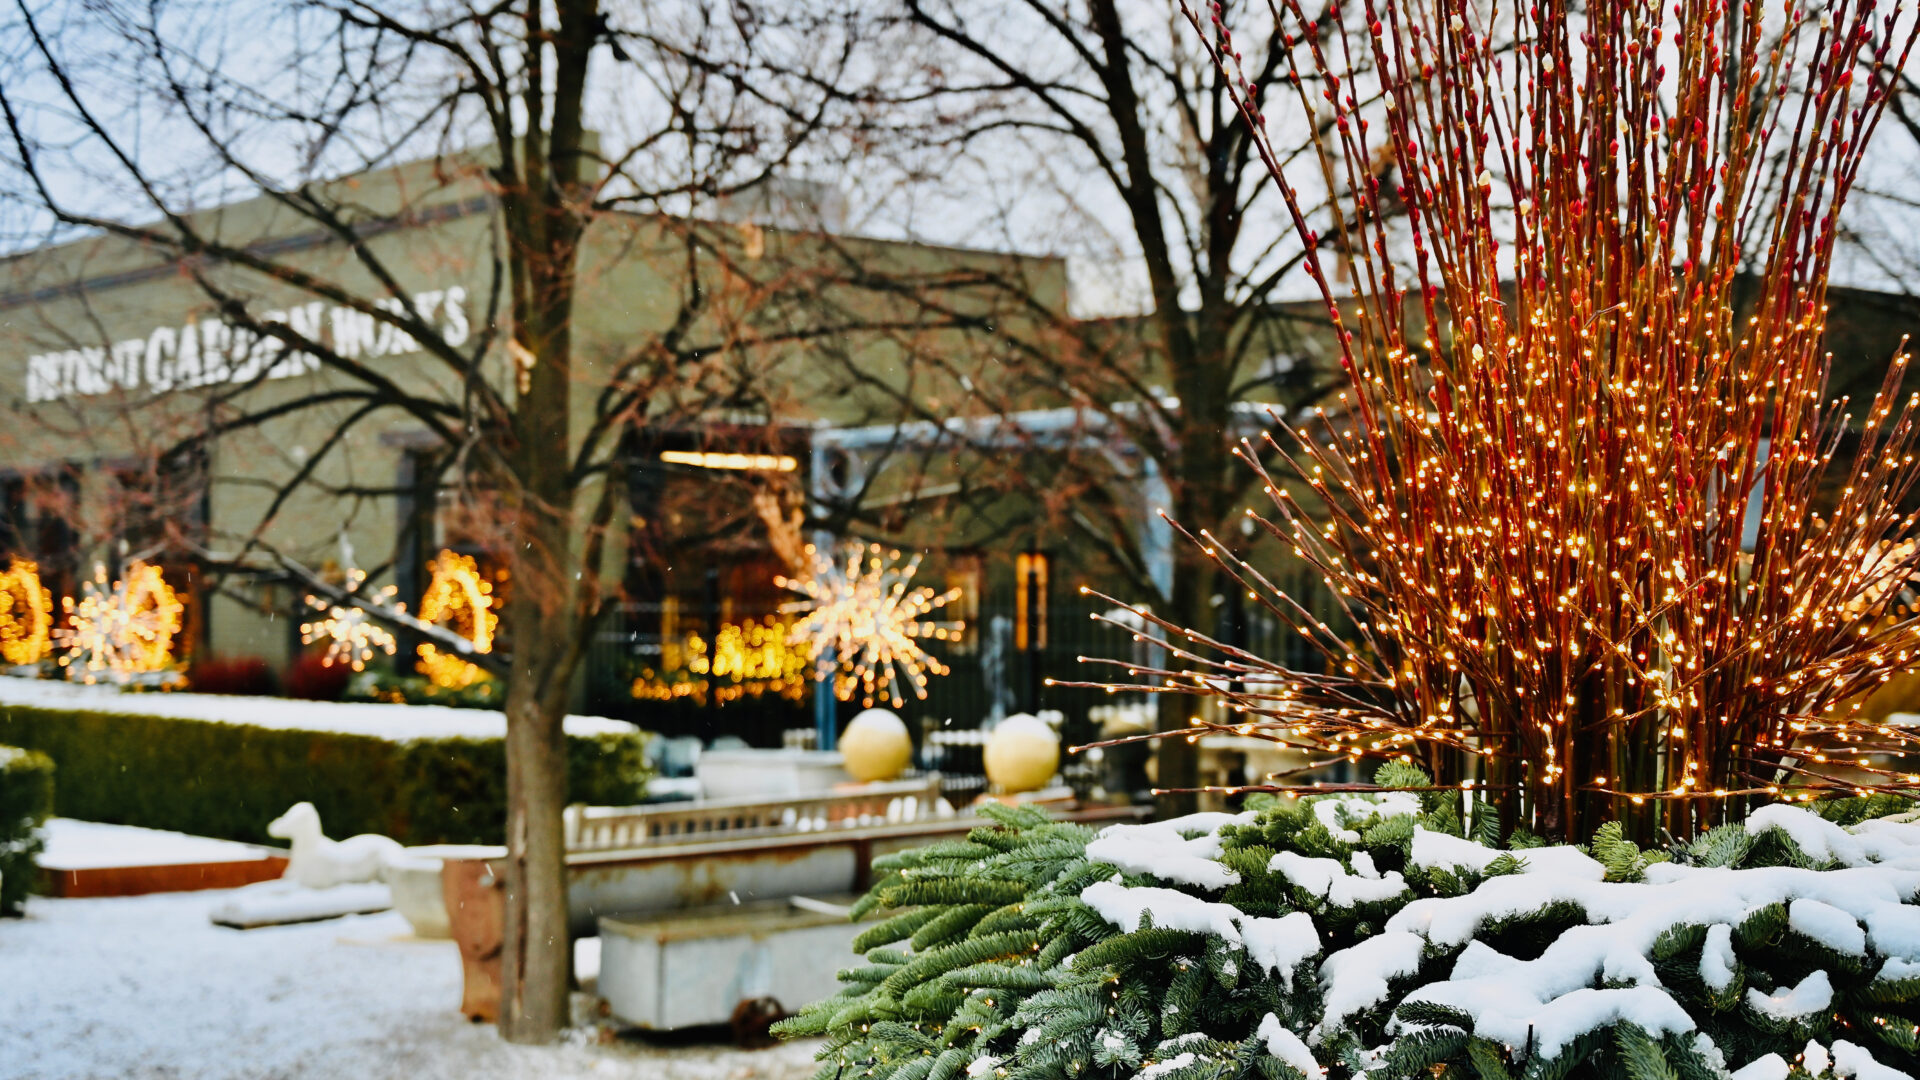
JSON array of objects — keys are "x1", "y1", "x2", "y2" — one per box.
[
  {"x1": 984, "y1": 713, "x2": 1060, "y2": 793},
  {"x1": 839, "y1": 708, "x2": 914, "y2": 782}
]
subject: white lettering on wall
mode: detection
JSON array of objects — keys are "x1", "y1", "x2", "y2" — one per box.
[{"x1": 24, "y1": 287, "x2": 473, "y2": 404}]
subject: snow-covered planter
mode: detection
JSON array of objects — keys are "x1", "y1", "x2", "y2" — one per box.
[{"x1": 775, "y1": 771, "x2": 1920, "y2": 1080}]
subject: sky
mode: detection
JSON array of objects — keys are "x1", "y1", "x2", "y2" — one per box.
[{"x1": 5, "y1": 0, "x2": 1920, "y2": 321}]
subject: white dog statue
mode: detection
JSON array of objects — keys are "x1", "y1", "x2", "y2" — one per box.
[{"x1": 267, "y1": 802, "x2": 405, "y2": 889}]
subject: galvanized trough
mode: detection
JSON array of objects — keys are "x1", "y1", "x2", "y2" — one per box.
[{"x1": 598, "y1": 895, "x2": 873, "y2": 1030}]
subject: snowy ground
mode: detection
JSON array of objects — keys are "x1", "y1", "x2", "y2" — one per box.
[{"x1": 0, "y1": 890, "x2": 827, "y2": 1080}]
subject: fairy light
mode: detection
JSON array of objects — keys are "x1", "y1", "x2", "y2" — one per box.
[
  {"x1": 55, "y1": 562, "x2": 182, "y2": 684},
  {"x1": 0, "y1": 558, "x2": 53, "y2": 666},
  {"x1": 300, "y1": 569, "x2": 399, "y2": 672},
  {"x1": 1060, "y1": 0, "x2": 1920, "y2": 838},
  {"x1": 777, "y1": 541, "x2": 964, "y2": 708},
  {"x1": 415, "y1": 550, "x2": 497, "y2": 689},
  {"x1": 630, "y1": 615, "x2": 812, "y2": 704}
]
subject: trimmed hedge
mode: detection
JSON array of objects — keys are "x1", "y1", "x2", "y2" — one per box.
[
  {"x1": 0, "y1": 703, "x2": 647, "y2": 846},
  {"x1": 0, "y1": 743, "x2": 53, "y2": 915}
]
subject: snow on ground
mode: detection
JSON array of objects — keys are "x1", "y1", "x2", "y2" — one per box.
[
  {"x1": 0, "y1": 676, "x2": 635, "y2": 741},
  {"x1": 0, "y1": 890, "x2": 825, "y2": 1080},
  {"x1": 37, "y1": 818, "x2": 281, "y2": 870}
]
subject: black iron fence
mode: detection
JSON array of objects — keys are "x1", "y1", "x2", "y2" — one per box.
[{"x1": 581, "y1": 564, "x2": 1336, "y2": 756}]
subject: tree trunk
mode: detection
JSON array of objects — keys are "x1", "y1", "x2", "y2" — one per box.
[
  {"x1": 1153, "y1": 551, "x2": 1210, "y2": 819},
  {"x1": 494, "y1": 167, "x2": 587, "y2": 1043},
  {"x1": 1152, "y1": 324, "x2": 1237, "y2": 819},
  {"x1": 499, "y1": 630, "x2": 573, "y2": 1043},
  {"x1": 495, "y1": 405, "x2": 582, "y2": 1045}
]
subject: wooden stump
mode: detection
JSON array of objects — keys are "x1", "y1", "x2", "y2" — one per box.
[{"x1": 442, "y1": 858, "x2": 503, "y2": 1023}]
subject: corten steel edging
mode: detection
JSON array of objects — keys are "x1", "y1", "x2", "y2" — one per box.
[{"x1": 40, "y1": 855, "x2": 289, "y2": 898}]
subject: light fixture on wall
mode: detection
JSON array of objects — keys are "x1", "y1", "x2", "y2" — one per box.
[
  {"x1": 1015, "y1": 551, "x2": 1048, "y2": 651},
  {"x1": 658, "y1": 450, "x2": 798, "y2": 472}
]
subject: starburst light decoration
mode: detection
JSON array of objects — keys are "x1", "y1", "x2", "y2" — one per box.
[
  {"x1": 55, "y1": 561, "x2": 182, "y2": 684},
  {"x1": 415, "y1": 550, "x2": 496, "y2": 689},
  {"x1": 301, "y1": 568, "x2": 400, "y2": 672},
  {"x1": 0, "y1": 558, "x2": 53, "y2": 666},
  {"x1": 777, "y1": 542, "x2": 964, "y2": 708}
]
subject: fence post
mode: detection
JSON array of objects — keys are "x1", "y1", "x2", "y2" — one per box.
[{"x1": 814, "y1": 664, "x2": 837, "y2": 750}]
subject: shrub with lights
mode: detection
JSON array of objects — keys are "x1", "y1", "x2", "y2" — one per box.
[
  {"x1": 1061, "y1": 0, "x2": 1920, "y2": 842},
  {"x1": 628, "y1": 615, "x2": 813, "y2": 705}
]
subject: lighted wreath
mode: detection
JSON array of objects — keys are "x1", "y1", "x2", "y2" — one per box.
[
  {"x1": 55, "y1": 561, "x2": 183, "y2": 684},
  {"x1": 415, "y1": 550, "x2": 496, "y2": 689},
  {"x1": 0, "y1": 558, "x2": 52, "y2": 666}
]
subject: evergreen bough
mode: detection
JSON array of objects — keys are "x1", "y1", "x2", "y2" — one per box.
[{"x1": 776, "y1": 770, "x2": 1920, "y2": 1080}]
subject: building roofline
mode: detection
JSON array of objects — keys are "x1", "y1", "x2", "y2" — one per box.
[{"x1": 0, "y1": 194, "x2": 495, "y2": 313}]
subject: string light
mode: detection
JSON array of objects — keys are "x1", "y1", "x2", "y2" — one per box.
[
  {"x1": 629, "y1": 615, "x2": 812, "y2": 704},
  {"x1": 415, "y1": 550, "x2": 497, "y2": 689},
  {"x1": 55, "y1": 562, "x2": 182, "y2": 684},
  {"x1": 777, "y1": 542, "x2": 964, "y2": 708},
  {"x1": 1063, "y1": 0, "x2": 1920, "y2": 838},
  {"x1": 300, "y1": 569, "x2": 399, "y2": 672}
]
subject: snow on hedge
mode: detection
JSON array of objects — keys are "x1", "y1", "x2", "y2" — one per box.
[
  {"x1": 1082, "y1": 811, "x2": 1256, "y2": 890},
  {"x1": 1309, "y1": 792, "x2": 1420, "y2": 842},
  {"x1": 1255, "y1": 1013, "x2": 1323, "y2": 1078},
  {"x1": 1239, "y1": 912, "x2": 1321, "y2": 989},
  {"x1": 1080, "y1": 804, "x2": 1920, "y2": 1070},
  {"x1": 1270, "y1": 850, "x2": 1409, "y2": 907},
  {"x1": 1082, "y1": 880, "x2": 1247, "y2": 943},
  {"x1": 1379, "y1": 816, "x2": 1920, "y2": 1059},
  {"x1": 1082, "y1": 878, "x2": 1323, "y2": 991},
  {"x1": 0, "y1": 675, "x2": 636, "y2": 742}
]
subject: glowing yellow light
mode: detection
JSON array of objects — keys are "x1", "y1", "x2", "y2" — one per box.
[
  {"x1": 658, "y1": 450, "x2": 798, "y2": 472},
  {"x1": 301, "y1": 569, "x2": 400, "y2": 672},
  {"x1": 777, "y1": 542, "x2": 964, "y2": 708},
  {"x1": 630, "y1": 616, "x2": 812, "y2": 704},
  {"x1": 0, "y1": 558, "x2": 53, "y2": 666},
  {"x1": 55, "y1": 562, "x2": 182, "y2": 684},
  {"x1": 415, "y1": 551, "x2": 497, "y2": 689}
]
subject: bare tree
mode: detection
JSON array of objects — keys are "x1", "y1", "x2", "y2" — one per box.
[
  {"x1": 770, "y1": 0, "x2": 1356, "y2": 813},
  {"x1": 0, "y1": 0, "x2": 875, "y2": 1042}
]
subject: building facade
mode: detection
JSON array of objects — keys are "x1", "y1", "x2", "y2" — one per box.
[{"x1": 0, "y1": 153, "x2": 1095, "y2": 737}]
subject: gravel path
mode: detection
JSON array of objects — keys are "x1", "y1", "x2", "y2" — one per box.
[{"x1": 0, "y1": 890, "x2": 826, "y2": 1080}]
